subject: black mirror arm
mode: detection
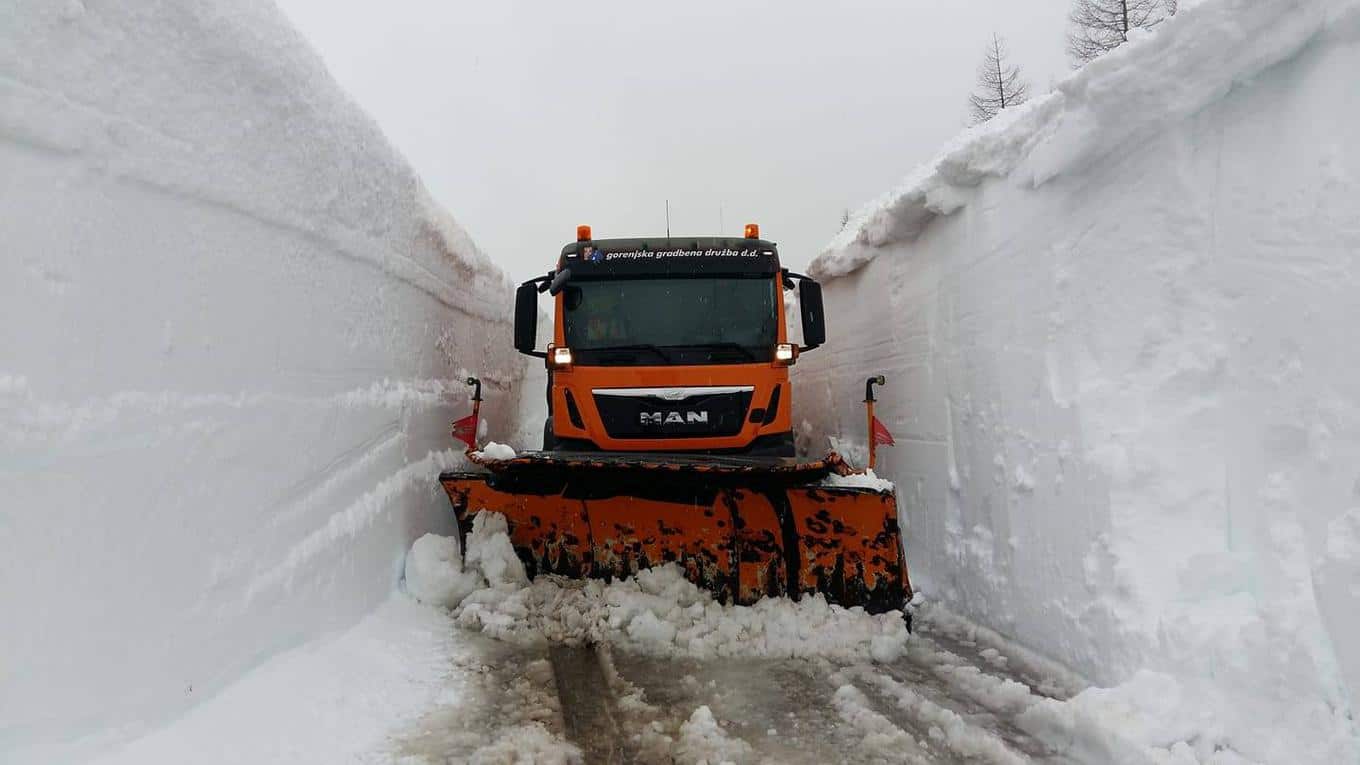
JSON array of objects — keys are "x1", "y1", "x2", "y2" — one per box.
[
  {"x1": 522, "y1": 273, "x2": 553, "y2": 294},
  {"x1": 780, "y1": 268, "x2": 813, "y2": 290}
]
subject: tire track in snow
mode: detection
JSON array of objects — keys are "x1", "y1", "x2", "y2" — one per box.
[
  {"x1": 911, "y1": 604, "x2": 1087, "y2": 701},
  {"x1": 888, "y1": 636, "x2": 1069, "y2": 759},
  {"x1": 549, "y1": 644, "x2": 624, "y2": 764},
  {"x1": 606, "y1": 654, "x2": 876, "y2": 764},
  {"x1": 876, "y1": 623, "x2": 1162, "y2": 764},
  {"x1": 390, "y1": 633, "x2": 581, "y2": 764},
  {"x1": 828, "y1": 682, "x2": 931, "y2": 764},
  {"x1": 843, "y1": 665, "x2": 1034, "y2": 765}
]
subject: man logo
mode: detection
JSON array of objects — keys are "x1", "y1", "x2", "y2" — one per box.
[{"x1": 640, "y1": 411, "x2": 709, "y2": 426}]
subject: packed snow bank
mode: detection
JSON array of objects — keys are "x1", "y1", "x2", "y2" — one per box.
[
  {"x1": 0, "y1": 1, "x2": 520, "y2": 761},
  {"x1": 405, "y1": 514, "x2": 912, "y2": 663},
  {"x1": 90, "y1": 596, "x2": 463, "y2": 765},
  {"x1": 799, "y1": 0, "x2": 1360, "y2": 760}
]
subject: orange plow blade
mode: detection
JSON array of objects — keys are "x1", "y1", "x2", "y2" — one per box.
[{"x1": 438, "y1": 452, "x2": 912, "y2": 614}]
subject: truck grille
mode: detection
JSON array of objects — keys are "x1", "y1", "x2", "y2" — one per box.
[{"x1": 592, "y1": 386, "x2": 753, "y2": 440}]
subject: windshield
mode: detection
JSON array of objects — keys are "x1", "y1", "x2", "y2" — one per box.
[{"x1": 563, "y1": 276, "x2": 777, "y2": 365}]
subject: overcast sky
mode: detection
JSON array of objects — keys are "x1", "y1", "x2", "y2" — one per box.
[{"x1": 275, "y1": 0, "x2": 1071, "y2": 281}]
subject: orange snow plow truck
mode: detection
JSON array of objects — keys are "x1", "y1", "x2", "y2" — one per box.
[{"x1": 439, "y1": 225, "x2": 912, "y2": 614}]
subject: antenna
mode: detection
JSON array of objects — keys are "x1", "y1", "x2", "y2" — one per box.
[
  {"x1": 665, "y1": 199, "x2": 670, "y2": 237},
  {"x1": 719, "y1": 204, "x2": 724, "y2": 234}
]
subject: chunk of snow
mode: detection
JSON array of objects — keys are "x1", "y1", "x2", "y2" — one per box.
[
  {"x1": 400, "y1": 513, "x2": 530, "y2": 611},
  {"x1": 626, "y1": 610, "x2": 681, "y2": 647},
  {"x1": 463, "y1": 511, "x2": 530, "y2": 590},
  {"x1": 403, "y1": 534, "x2": 482, "y2": 609},
  {"x1": 675, "y1": 706, "x2": 752, "y2": 765},
  {"x1": 477, "y1": 441, "x2": 518, "y2": 460}
]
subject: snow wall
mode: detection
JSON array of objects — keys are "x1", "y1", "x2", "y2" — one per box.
[
  {"x1": 0, "y1": 2, "x2": 521, "y2": 761},
  {"x1": 800, "y1": 0, "x2": 1360, "y2": 757}
]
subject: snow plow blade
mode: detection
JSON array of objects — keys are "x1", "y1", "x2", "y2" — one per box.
[{"x1": 438, "y1": 451, "x2": 912, "y2": 614}]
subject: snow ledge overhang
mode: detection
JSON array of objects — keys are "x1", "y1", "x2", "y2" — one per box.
[{"x1": 809, "y1": 0, "x2": 1356, "y2": 281}]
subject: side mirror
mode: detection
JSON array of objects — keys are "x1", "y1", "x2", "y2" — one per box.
[
  {"x1": 514, "y1": 283, "x2": 538, "y2": 355},
  {"x1": 799, "y1": 279, "x2": 826, "y2": 350}
]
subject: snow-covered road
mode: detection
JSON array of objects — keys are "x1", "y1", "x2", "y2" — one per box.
[
  {"x1": 97, "y1": 540, "x2": 1166, "y2": 765},
  {"x1": 386, "y1": 601, "x2": 1125, "y2": 765},
  {"x1": 91, "y1": 516, "x2": 1350, "y2": 763}
]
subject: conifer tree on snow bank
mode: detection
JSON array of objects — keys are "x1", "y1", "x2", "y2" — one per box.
[
  {"x1": 1067, "y1": 0, "x2": 1177, "y2": 67},
  {"x1": 968, "y1": 34, "x2": 1030, "y2": 125}
]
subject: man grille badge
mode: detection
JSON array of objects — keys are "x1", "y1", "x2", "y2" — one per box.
[{"x1": 640, "y1": 411, "x2": 710, "y2": 425}]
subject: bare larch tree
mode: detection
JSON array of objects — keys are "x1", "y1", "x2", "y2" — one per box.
[
  {"x1": 968, "y1": 33, "x2": 1030, "y2": 125},
  {"x1": 1067, "y1": 0, "x2": 1178, "y2": 67}
]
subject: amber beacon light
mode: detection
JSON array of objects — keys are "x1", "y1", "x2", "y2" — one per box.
[
  {"x1": 577, "y1": 225, "x2": 592, "y2": 241},
  {"x1": 744, "y1": 223, "x2": 760, "y2": 239}
]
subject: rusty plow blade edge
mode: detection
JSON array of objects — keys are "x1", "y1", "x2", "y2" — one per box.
[{"x1": 438, "y1": 454, "x2": 912, "y2": 614}]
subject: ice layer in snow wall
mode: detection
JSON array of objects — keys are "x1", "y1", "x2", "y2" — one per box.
[
  {"x1": 0, "y1": 1, "x2": 520, "y2": 761},
  {"x1": 798, "y1": 0, "x2": 1360, "y2": 756}
]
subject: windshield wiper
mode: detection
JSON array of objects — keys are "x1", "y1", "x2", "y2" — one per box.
[
  {"x1": 589, "y1": 344, "x2": 672, "y2": 362},
  {"x1": 672, "y1": 342, "x2": 759, "y2": 361}
]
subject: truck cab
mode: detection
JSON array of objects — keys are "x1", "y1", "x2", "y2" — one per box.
[{"x1": 514, "y1": 225, "x2": 825, "y2": 458}]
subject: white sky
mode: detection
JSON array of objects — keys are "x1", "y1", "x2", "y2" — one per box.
[{"x1": 275, "y1": 0, "x2": 1071, "y2": 281}]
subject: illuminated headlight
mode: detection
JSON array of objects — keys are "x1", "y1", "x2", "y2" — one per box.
[
  {"x1": 551, "y1": 346, "x2": 574, "y2": 367},
  {"x1": 774, "y1": 343, "x2": 796, "y2": 364}
]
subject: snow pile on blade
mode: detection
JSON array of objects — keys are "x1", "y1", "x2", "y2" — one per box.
[
  {"x1": 474, "y1": 441, "x2": 519, "y2": 461},
  {"x1": 404, "y1": 514, "x2": 911, "y2": 663},
  {"x1": 821, "y1": 468, "x2": 895, "y2": 492}
]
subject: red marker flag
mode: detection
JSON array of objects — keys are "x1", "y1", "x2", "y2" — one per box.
[
  {"x1": 451, "y1": 413, "x2": 478, "y2": 450},
  {"x1": 871, "y1": 416, "x2": 895, "y2": 447}
]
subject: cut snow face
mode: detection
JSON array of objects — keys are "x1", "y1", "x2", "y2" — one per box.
[
  {"x1": 403, "y1": 513, "x2": 911, "y2": 663},
  {"x1": 2, "y1": 1, "x2": 522, "y2": 759},
  {"x1": 792, "y1": 0, "x2": 1360, "y2": 759}
]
